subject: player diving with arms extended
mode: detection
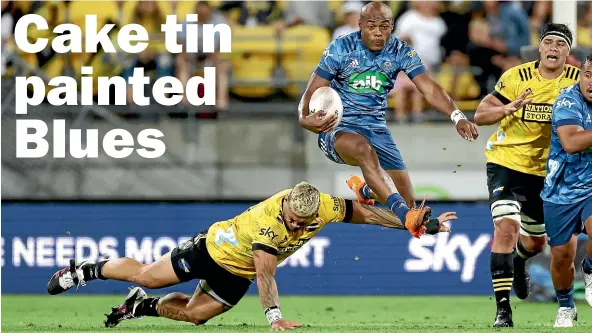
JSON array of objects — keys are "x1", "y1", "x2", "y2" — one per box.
[
  {"x1": 298, "y1": 2, "x2": 479, "y2": 239},
  {"x1": 47, "y1": 182, "x2": 457, "y2": 331}
]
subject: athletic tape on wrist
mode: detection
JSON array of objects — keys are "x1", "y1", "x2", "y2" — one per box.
[
  {"x1": 265, "y1": 306, "x2": 282, "y2": 324},
  {"x1": 450, "y1": 110, "x2": 467, "y2": 125}
]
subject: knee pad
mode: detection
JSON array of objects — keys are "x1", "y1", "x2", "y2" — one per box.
[{"x1": 491, "y1": 200, "x2": 521, "y2": 224}]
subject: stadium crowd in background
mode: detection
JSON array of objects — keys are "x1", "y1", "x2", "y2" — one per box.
[{"x1": 1, "y1": 0, "x2": 591, "y2": 121}]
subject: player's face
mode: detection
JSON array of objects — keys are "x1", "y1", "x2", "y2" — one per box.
[
  {"x1": 360, "y1": 18, "x2": 393, "y2": 52},
  {"x1": 539, "y1": 36, "x2": 569, "y2": 71},
  {"x1": 283, "y1": 204, "x2": 315, "y2": 231},
  {"x1": 580, "y1": 62, "x2": 592, "y2": 103}
]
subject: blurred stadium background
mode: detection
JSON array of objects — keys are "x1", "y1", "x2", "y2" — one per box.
[{"x1": 2, "y1": 0, "x2": 592, "y2": 330}]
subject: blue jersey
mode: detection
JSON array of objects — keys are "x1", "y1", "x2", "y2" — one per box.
[
  {"x1": 314, "y1": 31, "x2": 426, "y2": 129},
  {"x1": 541, "y1": 84, "x2": 592, "y2": 204}
]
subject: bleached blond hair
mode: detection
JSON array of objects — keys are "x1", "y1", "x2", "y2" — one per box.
[{"x1": 288, "y1": 182, "x2": 320, "y2": 218}]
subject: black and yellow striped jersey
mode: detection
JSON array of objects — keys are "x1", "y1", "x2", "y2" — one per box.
[{"x1": 485, "y1": 60, "x2": 581, "y2": 176}]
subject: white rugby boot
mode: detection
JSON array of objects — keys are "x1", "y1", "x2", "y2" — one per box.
[
  {"x1": 582, "y1": 259, "x2": 592, "y2": 307},
  {"x1": 554, "y1": 307, "x2": 577, "y2": 328},
  {"x1": 47, "y1": 259, "x2": 94, "y2": 295}
]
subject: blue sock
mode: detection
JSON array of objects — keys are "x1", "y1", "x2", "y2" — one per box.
[
  {"x1": 555, "y1": 287, "x2": 575, "y2": 308},
  {"x1": 583, "y1": 256, "x2": 592, "y2": 274},
  {"x1": 360, "y1": 184, "x2": 372, "y2": 200},
  {"x1": 386, "y1": 193, "x2": 410, "y2": 222}
]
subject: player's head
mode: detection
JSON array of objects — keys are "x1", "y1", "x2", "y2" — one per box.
[
  {"x1": 538, "y1": 23, "x2": 573, "y2": 71},
  {"x1": 580, "y1": 54, "x2": 592, "y2": 103},
  {"x1": 284, "y1": 182, "x2": 320, "y2": 230},
  {"x1": 359, "y1": 2, "x2": 394, "y2": 52}
]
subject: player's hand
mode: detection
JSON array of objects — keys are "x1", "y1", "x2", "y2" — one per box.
[
  {"x1": 271, "y1": 319, "x2": 302, "y2": 331},
  {"x1": 455, "y1": 119, "x2": 479, "y2": 141},
  {"x1": 424, "y1": 212, "x2": 457, "y2": 234},
  {"x1": 301, "y1": 110, "x2": 338, "y2": 133},
  {"x1": 503, "y1": 89, "x2": 533, "y2": 116},
  {"x1": 436, "y1": 211, "x2": 457, "y2": 232}
]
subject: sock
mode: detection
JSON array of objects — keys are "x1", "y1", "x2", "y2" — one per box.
[
  {"x1": 513, "y1": 239, "x2": 537, "y2": 272},
  {"x1": 82, "y1": 263, "x2": 98, "y2": 281},
  {"x1": 360, "y1": 183, "x2": 372, "y2": 200},
  {"x1": 134, "y1": 298, "x2": 160, "y2": 317},
  {"x1": 556, "y1": 287, "x2": 575, "y2": 308},
  {"x1": 583, "y1": 256, "x2": 592, "y2": 274},
  {"x1": 386, "y1": 193, "x2": 410, "y2": 222},
  {"x1": 92, "y1": 260, "x2": 109, "y2": 280},
  {"x1": 491, "y1": 252, "x2": 513, "y2": 308}
]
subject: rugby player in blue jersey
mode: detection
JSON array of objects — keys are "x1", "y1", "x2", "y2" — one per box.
[
  {"x1": 541, "y1": 55, "x2": 592, "y2": 328},
  {"x1": 298, "y1": 2, "x2": 478, "y2": 237}
]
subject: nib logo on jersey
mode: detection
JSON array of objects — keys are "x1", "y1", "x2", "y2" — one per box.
[{"x1": 348, "y1": 72, "x2": 388, "y2": 93}]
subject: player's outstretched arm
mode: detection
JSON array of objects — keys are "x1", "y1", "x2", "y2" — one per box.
[
  {"x1": 347, "y1": 200, "x2": 456, "y2": 235},
  {"x1": 556, "y1": 124, "x2": 592, "y2": 154},
  {"x1": 253, "y1": 250, "x2": 301, "y2": 331},
  {"x1": 411, "y1": 72, "x2": 479, "y2": 141},
  {"x1": 298, "y1": 73, "x2": 338, "y2": 133},
  {"x1": 474, "y1": 89, "x2": 533, "y2": 125}
]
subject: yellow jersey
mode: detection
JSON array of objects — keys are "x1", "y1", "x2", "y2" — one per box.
[
  {"x1": 205, "y1": 189, "x2": 349, "y2": 279},
  {"x1": 486, "y1": 61, "x2": 581, "y2": 176}
]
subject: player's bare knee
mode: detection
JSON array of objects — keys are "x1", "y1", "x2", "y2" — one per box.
[
  {"x1": 133, "y1": 268, "x2": 164, "y2": 289},
  {"x1": 494, "y1": 218, "x2": 520, "y2": 244},
  {"x1": 552, "y1": 246, "x2": 576, "y2": 267},
  {"x1": 526, "y1": 236, "x2": 547, "y2": 253},
  {"x1": 351, "y1": 142, "x2": 375, "y2": 164},
  {"x1": 160, "y1": 292, "x2": 191, "y2": 303},
  {"x1": 185, "y1": 309, "x2": 218, "y2": 325},
  {"x1": 585, "y1": 217, "x2": 592, "y2": 238}
]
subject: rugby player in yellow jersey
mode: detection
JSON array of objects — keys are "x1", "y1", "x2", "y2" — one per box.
[
  {"x1": 46, "y1": 182, "x2": 457, "y2": 331},
  {"x1": 474, "y1": 23, "x2": 581, "y2": 328}
]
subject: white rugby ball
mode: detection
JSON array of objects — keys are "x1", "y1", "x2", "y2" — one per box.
[{"x1": 308, "y1": 86, "x2": 343, "y2": 129}]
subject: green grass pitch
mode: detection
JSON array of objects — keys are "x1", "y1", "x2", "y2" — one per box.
[{"x1": 2, "y1": 295, "x2": 591, "y2": 332}]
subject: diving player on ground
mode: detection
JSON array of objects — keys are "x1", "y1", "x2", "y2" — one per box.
[
  {"x1": 47, "y1": 182, "x2": 457, "y2": 331},
  {"x1": 473, "y1": 24, "x2": 581, "y2": 327},
  {"x1": 541, "y1": 56, "x2": 592, "y2": 328},
  {"x1": 297, "y1": 2, "x2": 478, "y2": 239}
]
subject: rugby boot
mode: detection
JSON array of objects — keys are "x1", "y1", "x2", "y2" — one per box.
[
  {"x1": 512, "y1": 260, "x2": 531, "y2": 300},
  {"x1": 554, "y1": 307, "x2": 577, "y2": 328},
  {"x1": 404, "y1": 196, "x2": 431, "y2": 238},
  {"x1": 47, "y1": 259, "x2": 94, "y2": 295},
  {"x1": 104, "y1": 287, "x2": 148, "y2": 328},
  {"x1": 493, "y1": 306, "x2": 513, "y2": 327},
  {"x1": 346, "y1": 176, "x2": 375, "y2": 205}
]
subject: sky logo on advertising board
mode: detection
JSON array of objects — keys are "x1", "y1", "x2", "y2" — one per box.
[{"x1": 404, "y1": 233, "x2": 491, "y2": 282}]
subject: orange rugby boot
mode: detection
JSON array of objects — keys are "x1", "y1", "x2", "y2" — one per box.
[
  {"x1": 404, "y1": 196, "x2": 432, "y2": 238},
  {"x1": 346, "y1": 176, "x2": 375, "y2": 205}
]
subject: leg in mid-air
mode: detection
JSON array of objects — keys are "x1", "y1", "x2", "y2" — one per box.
[
  {"x1": 329, "y1": 130, "x2": 428, "y2": 234},
  {"x1": 47, "y1": 251, "x2": 182, "y2": 295},
  {"x1": 342, "y1": 125, "x2": 416, "y2": 209},
  {"x1": 347, "y1": 169, "x2": 415, "y2": 208}
]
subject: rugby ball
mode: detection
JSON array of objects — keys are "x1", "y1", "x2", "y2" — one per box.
[{"x1": 308, "y1": 86, "x2": 343, "y2": 129}]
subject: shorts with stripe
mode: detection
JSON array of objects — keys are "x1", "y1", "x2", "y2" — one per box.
[
  {"x1": 170, "y1": 228, "x2": 253, "y2": 307},
  {"x1": 486, "y1": 162, "x2": 545, "y2": 237}
]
